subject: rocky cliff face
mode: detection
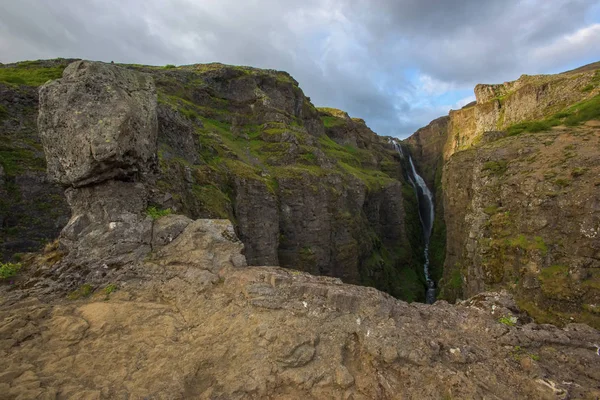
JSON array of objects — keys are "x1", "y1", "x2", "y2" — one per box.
[
  {"x1": 445, "y1": 65, "x2": 600, "y2": 160},
  {"x1": 0, "y1": 60, "x2": 71, "y2": 261},
  {"x1": 1, "y1": 60, "x2": 598, "y2": 399},
  {"x1": 0, "y1": 60, "x2": 425, "y2": 301},
  {"x1": 405, "y1": 62, "x2": 600, "y2": 328}
]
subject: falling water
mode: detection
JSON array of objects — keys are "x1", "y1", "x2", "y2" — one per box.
[{"x1": 394, "y1": 141, "x2": 436, "y2": 304}]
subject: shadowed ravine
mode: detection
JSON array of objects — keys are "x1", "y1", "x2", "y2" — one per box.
[{"x1": 394, "y1": 142, "x2": 436, "y2": 303}]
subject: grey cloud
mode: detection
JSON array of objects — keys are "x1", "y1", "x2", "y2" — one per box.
[{"x1": 0, "y1": 0, "x2": 598, "y2": 138}]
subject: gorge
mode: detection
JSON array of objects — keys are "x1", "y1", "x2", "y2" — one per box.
[{"x1": 0, "y1": 59, "x2": 599, "y2": 398}]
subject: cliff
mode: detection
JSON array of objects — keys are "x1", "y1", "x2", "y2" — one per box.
[
  {"x1": 1, "y1": 61, "x2": 598, "y2": 398},
  {"x1": 445, "y1": 65, "x2": 600, "y2": 159},
  {"x1": 405, "y1": 62, "x2": 600, "y2": 328},
  {"x1": 0, "y1": 60, "x2": 425, "y2": 301}
]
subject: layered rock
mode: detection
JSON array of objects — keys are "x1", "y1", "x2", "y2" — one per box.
[
  {"x1": 1, "y1": 60, "x2": 423, "y2": 301},
  {"x1": 1, "y1": 229, "x2": 599, "y2": 398},
  {"x1": 402, "y1": 61, "x2": 600, "y2": 327},
  {"x1": 445, "y1": 66, "x2": 600, "y2": 159},
  {"x1": 441, "y1": 125, "x2": 600, "y2": 327},
  {"x1": 0, "y1": 63, "x2": 71, "y2": 261}
]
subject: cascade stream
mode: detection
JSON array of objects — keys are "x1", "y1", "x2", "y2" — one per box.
[{"x1": 394, "y1": 142, "x2": 436, "y2": 304}]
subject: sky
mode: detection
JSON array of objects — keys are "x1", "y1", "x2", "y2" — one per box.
[{"x1": 1, "y1": 0, "x2": 599, "y2": 138}]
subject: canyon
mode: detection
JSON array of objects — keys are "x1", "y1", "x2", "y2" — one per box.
[{"x1": 0, "y1": 59, "x2": 599, "y2": 398}]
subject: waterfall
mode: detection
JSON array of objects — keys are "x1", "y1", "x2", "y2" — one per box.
[{"x1": 394, "y1": 141, "x2": 436, "y2": 304}]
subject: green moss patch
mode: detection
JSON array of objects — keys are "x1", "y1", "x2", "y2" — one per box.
[{"x1": 482, "y1": 160, "x2": 508, "y2": 176}]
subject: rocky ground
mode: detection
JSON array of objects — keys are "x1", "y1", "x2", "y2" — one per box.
[{"x1": 1, "y1": 217, "x2": 599, "y2": 399}]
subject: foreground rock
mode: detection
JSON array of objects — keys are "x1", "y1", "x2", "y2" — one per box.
[
  {"x1": 1, "y1": 218, "x2": 599, "y2": 399},
  {"x1": 36, "y1": 61, "x2": 158, "y2": 277}
]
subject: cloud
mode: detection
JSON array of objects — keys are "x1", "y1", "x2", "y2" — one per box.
[
  {"x1": 532, "y1": 24, "x2": 600, "y2": 68},
  {"x1": 0, "y1": 0, "x2": 598, "y2": 138}
]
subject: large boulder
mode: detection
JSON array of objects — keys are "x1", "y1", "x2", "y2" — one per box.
[
  {"x1": 38, "y1": 60, "x2": 158, "y2": 187},
  {"x1": 34, "y1": 61, "x2": 160, "y2": 278}
]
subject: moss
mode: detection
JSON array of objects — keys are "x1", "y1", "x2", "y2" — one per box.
[
  {"x1": 0, "y1": 146, "x2": 46, "y2": 176},
  {"x1": 553, "y1": 178, "x2": 570, "y2": 188},
  {"x1": 571, "y1": 167, "x2": 588, "y2": 177},
  {"x1": 0, "y1": 62, "x2": 66, "y2": 87},
  {"x1": 321, "y1": 115, "x2": 346, "y2": 128},
  {"x1": 67, "y1": 284, "x2": 94, "y2": 300},
  {"x1": 104, "y1": 284, "x2": 118, "y2": 296},
  {"x1": 0, "y1": 104, "x2": 7, "y2": 121},
  {"x1": 538, "y1": 265, "x2": 573, "y2": 300},
  {"x1": 498, "y1": 315, "x2": 517, "y2": 326},
  {"x1": 484, "y1": 205, "x2": 499, "y2": 215},
  {"x1": 191, "y1": 184, "x2": 231, "y2": 219},
  {"x1": 482, "y1": 160, "x2": 508, "y2": 176}
]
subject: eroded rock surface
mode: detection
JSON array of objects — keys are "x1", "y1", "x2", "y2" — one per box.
[
  {"x1": 1, "y1": 222, "x2": 599, "y2": 399},
  {"x1": 38, "y1": 60, "x2": 158, "y2": 187}
]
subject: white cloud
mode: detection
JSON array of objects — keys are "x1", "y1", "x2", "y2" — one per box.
[{"x1": 532, "y1": 24, "x2": 600, "y2": 68}]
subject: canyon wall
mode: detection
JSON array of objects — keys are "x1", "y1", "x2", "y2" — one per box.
[
  {"x1": 406, "y1": 62, "x2": 600, "y2": 327},
  {"x1": 0, "y1": 60, "x2": 425, "y2": 301}
]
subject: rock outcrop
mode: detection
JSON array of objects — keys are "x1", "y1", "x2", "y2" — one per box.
[
  {"x1": 2, "y1": 222, "x2": 599, "y2": 399},
  {"x1": 444, "y1": 66, "x2": 600, "y2": 160},
  {"x1": 1, "y1": 60, "x2": 424, "y2": 301},
  {"x1": 35, "y1": 61, "x2": 158, "y2": 277},
  {"x1": 0, "y1": 61, "x2": 71, "y2": 261}
]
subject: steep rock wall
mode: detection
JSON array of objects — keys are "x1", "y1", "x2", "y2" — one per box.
[
  {"x1": 445, "y1": 67, "x2": 600, "y2": 160},
  {"x1": 441, "y1": 120, "x2": 600, "y2": 328},
  {"x1": 0, "y1": 60, "x2": 424, "y2": 301}
]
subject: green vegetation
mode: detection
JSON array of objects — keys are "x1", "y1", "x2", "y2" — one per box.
[
  {"x1": 68, "y1": 284, "x2": 94, "y2": 300},
  {"x1": 508, "y1": 235, "x2": 548, "y2": 255},
  {"x1": 571, "y1": 167, "x2": 587, "y2": 177},
  {"x1": 482, "y1": 160, "x2": 508, "y2": 176},
  {"x1": 191, "y1": 184, "x2": 231, "y2": 219},
  {"x1": 0, "y1": 262, "x2": 22, "y2": 279},
  {"x1": 0, "y1": 61, "x2": 66, "y2": 86},
  {"x1": 0, "y1": 145, "x2": 46, "y2": 176},
  {"x1": 318, "y1": 107, "x2": 348, "y2": 128},
  {"x1": 163, "y1": 64, "x2": 176, "y2": 69},
  {"x1": 0, "y1": 104, "x2": 7, "y2": 121},
  {"x1": 104, "y1": 284, "x2": 117, "y2": 295},
  {"x1": 103, "y1": 284, "x2": 118, "y2": 300},
  {"x1": 146, "y1": 206, "x2": 172, "y2": 220},
  {"x1": 507, "y1": 94, "x2": 600, "y2": 135},
  {"x1": 498, "y1": 315, "x2": 517, "y2": 326}
]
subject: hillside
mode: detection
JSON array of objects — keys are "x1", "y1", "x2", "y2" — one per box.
[{"x1": 0, "y1": 59, "x2": 426, "y2": 302}]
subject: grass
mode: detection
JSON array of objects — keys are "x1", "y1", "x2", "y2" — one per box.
[
  {"x1": 571, "y1": 167, "x2": 588, "y2": 178},
  {"x1": 506, "y1": 94, "x2": 600, "y2": 135},
  {"x1": 0, "y1": 146, "x2": 46, "y2": 176},
  {"x1": 499, "y1": 315, "x2": 517, "y2": 326},
  {"x1": 146, "y1": 206, "x2": 172, "y2": 220},
  {"x1": 0, "y1": 62, "x2": 66, "y2": 86},
  {"x1": 0, "y1": 262, "x2": 22, "y2": 279}
]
